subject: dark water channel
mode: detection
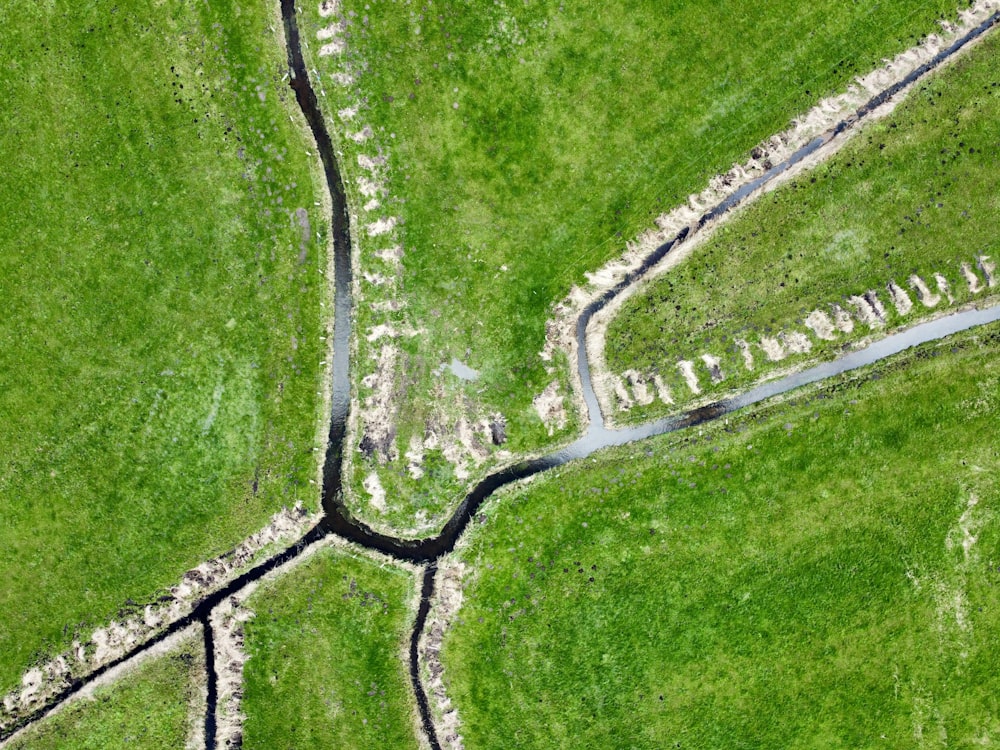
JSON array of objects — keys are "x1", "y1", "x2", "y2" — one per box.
[
  {"x1": 4, "y1": 5, "x2": 997, "y2": 750},
  {"x1": 285, "y1": 6, "x2": 1000, "y2": 748}
]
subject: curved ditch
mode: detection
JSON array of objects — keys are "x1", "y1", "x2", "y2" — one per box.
[
  {"x1": 5, "y1": 6, "x2": 998, "y2": 750},
  {"x1": 312, "y1": 8, "x2": 1000, "y2": 564},
  {"x1": 289, "y1": 6, "x2": 1000, "y2": 748}
]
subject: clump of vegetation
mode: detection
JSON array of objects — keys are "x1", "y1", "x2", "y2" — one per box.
[
  {"x1": 0, "y1": 0, "x2": 325, "y2": 691},
  {"x1": 242, "y1": 547, "x2": 421, "y2": 749},
  {"x1": 444, "y1": 323, "x2": 1000, "y2": 748},
  {"x1": 607, "y1": 30, "x2": 1000, "y2": 421}
]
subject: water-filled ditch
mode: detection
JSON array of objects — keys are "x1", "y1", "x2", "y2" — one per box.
[{"x1": 4, "y1": 5, "x2": 997, "y2": 749}]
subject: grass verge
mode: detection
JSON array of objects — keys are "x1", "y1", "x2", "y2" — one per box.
[
  {"x1": 7, "y1": 633, "x2": 203, "y2": 750},
  {"x1": 241, "y1": 545, "x2": 421, "y2": 749},
  {"x1": 606, "y1": 27, "x2": 1000, "y2": 421},
  {"x1": 444, "y1": 323, "x2": 1000, "y2": 748}
]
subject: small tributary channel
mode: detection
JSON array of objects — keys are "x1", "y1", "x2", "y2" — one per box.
[{"x1": 4, "y1": 6, "x2": 996, "y2": 750}]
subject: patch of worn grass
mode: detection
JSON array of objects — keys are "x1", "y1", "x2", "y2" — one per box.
[
  {"x1": 301, "y1": 0, "x2": 968, "y2": 532},
  {"x1": 0, "y1": 1, "x2": 325, "y2": 691},
  {"x1": 8, "y1": 634, "x2": 203, "y2": 750},
  {"x1": 242, "y1": 546, "x2": 421, "y2": 749},
  {"x1": 606, "y1": 29, "x2": 1000, "y2": 421},
  {"x1": 444, "y1": 324, "x2": 1000, "y2": 748}
]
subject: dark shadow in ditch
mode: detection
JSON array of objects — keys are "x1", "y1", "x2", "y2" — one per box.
[{"x1": 202, "y1": 617, "x2": 218, "y2": 750}]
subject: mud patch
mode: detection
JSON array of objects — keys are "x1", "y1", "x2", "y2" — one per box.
[
  {"x1": 779, "y1": 330, "x2": 812, "y2": 354},
  {"x1": 676, "y1": 360, "x2": 701, "y2": 394},
  {"x1": 909, "y1": 274, "x2": 941, "y2": 307},
  {"x1": 533, "y1": 381, "x2": 567, "y2": 434},
  {"x1": 759, "y1": 337, "x2": 786, "y2": 362},
  {"x1": 961, "y1": 262, "x2": 984, "y2": 294},
  {"x1": 849, "y1": 293, "x2": 885, "y2": 328},
  {"x1": 358, "y1": 344, "x2": 399, "y2": 463},
  {"x1": 887, "y1": 280, "x2": 913, "y2": 316},
  {"x1": 652, "y1": 374, "x2": 674, "y2": 404},
  {"x1": 934, "y1": 272, "x2": 955, "y2": 304},
  {"x1": 363, "y1": 471, "x2": 387, "y2": 513},
  {"x1": 699, "y1": 354, "x2": 724, "y2": 383},
  {"x1": 977, "y1": 255, "x2": 996, "y2": 287},
  {"x1": 832, "y1": 304, "x2": 855, "y2": 333},
  {"x1": 804, "y1": 310, "x2": 837, "y2": 340},
  {"x1": 735, "y1": 339, "x2": 755, "y2": 370},
  {"x1": 612, "y1": 374, "x2": 633, "y2": 411},
  {"x1": 405, "y1": 435, "x2": 425, "y2": 480},
  {"x1": 623, "y1": 369, "x2": 655, "y2": 405}
]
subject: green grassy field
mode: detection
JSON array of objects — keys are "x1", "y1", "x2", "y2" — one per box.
[
  {"x1": 8, "y1": 634, "x2": 203, "y2": 750},
  {"x1": 241, "y1": 546, "x2": 421, "y2": 749},
  {"x1": 301, "y1": 0, "x2": 969, "y2": 532},
  {"x1": 0, "y1": 2, "x2": 325, "y2": 691},
  {"x1": 606, "y1": 29, "x2": 1000, "y2": 421},
  {"x1": 442, "y1": 324, "x2": 1000, "y2": 748}
]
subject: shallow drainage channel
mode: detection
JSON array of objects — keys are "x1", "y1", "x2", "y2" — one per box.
[
  {"x1": 283, "y1": 4, "x2": 1000, "y2": 748},
  {"x1": 3, "y1": 6, "x2": 998, "y2": 750}
]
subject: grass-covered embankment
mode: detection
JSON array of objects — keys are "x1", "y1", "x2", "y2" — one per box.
[
  {"x1": 443, "y1": 324, "x2": 1000, "y2": 748},
  {"x1": 8, "y1": 634, "x2": 203, "y2": 750},
  {"x1": 0, "y1": 1, "x2": 326, "y2": 690},
  {"x1": 301, "y1": 0, "x2": 971, "y2": 532},
  {"x1": 241, "y1": 547, "x2": 421, "y2": 749},
  {"x1": 606, "y1": 28, "x2": 1000, "y2": 421}
]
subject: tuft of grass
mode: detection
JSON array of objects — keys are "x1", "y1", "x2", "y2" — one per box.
[
  {"x1": 444, "y1": 324, "x2": 1000, "y2": 749},
  {"x1": 7, "y1": 634, "x2": 203, "y2": 750},
  {"x1": 606, "y1": 29, "x2": 1000, "y2": 421},
  {"x1": 241, "y1": 547, "x2": 421, "y2": 750},
  {"x1": 0, "y1": 1, "x2": 325, "y2": 691},
  {"x1": 303, "y1": 0, "x2": 969, "y2": 531}
]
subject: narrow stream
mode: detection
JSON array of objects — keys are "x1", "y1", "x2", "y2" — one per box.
[
  {"x1": 278, "y1": 5, "x2": 1000, "y2": 747},
  {"x1": 3, "y1": 5, "x2": 996, "y2": 749},
  {"x1": 302, "y1": 7, "x2": 1000, "y2": 564}
]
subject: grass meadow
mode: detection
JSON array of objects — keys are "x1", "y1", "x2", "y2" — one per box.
[
  {"x1": 241, "y1": 547, "x2": 421, "y2": 749},
  {"x1": 7, "y1": 634, "x2": 203, "y2": 750},
  {"x1": 302, "y1": 0, "x2": 970, "y2": 531},
  {"x1": 443, "y1": 323, "x2": 1000, "y2": 748},
  {"x1": 606, "y1": 29, "x2": 1000, "y2": 421},
  {"x1": 0, "y1": 1, "x2": 326, "y2": 691}
]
